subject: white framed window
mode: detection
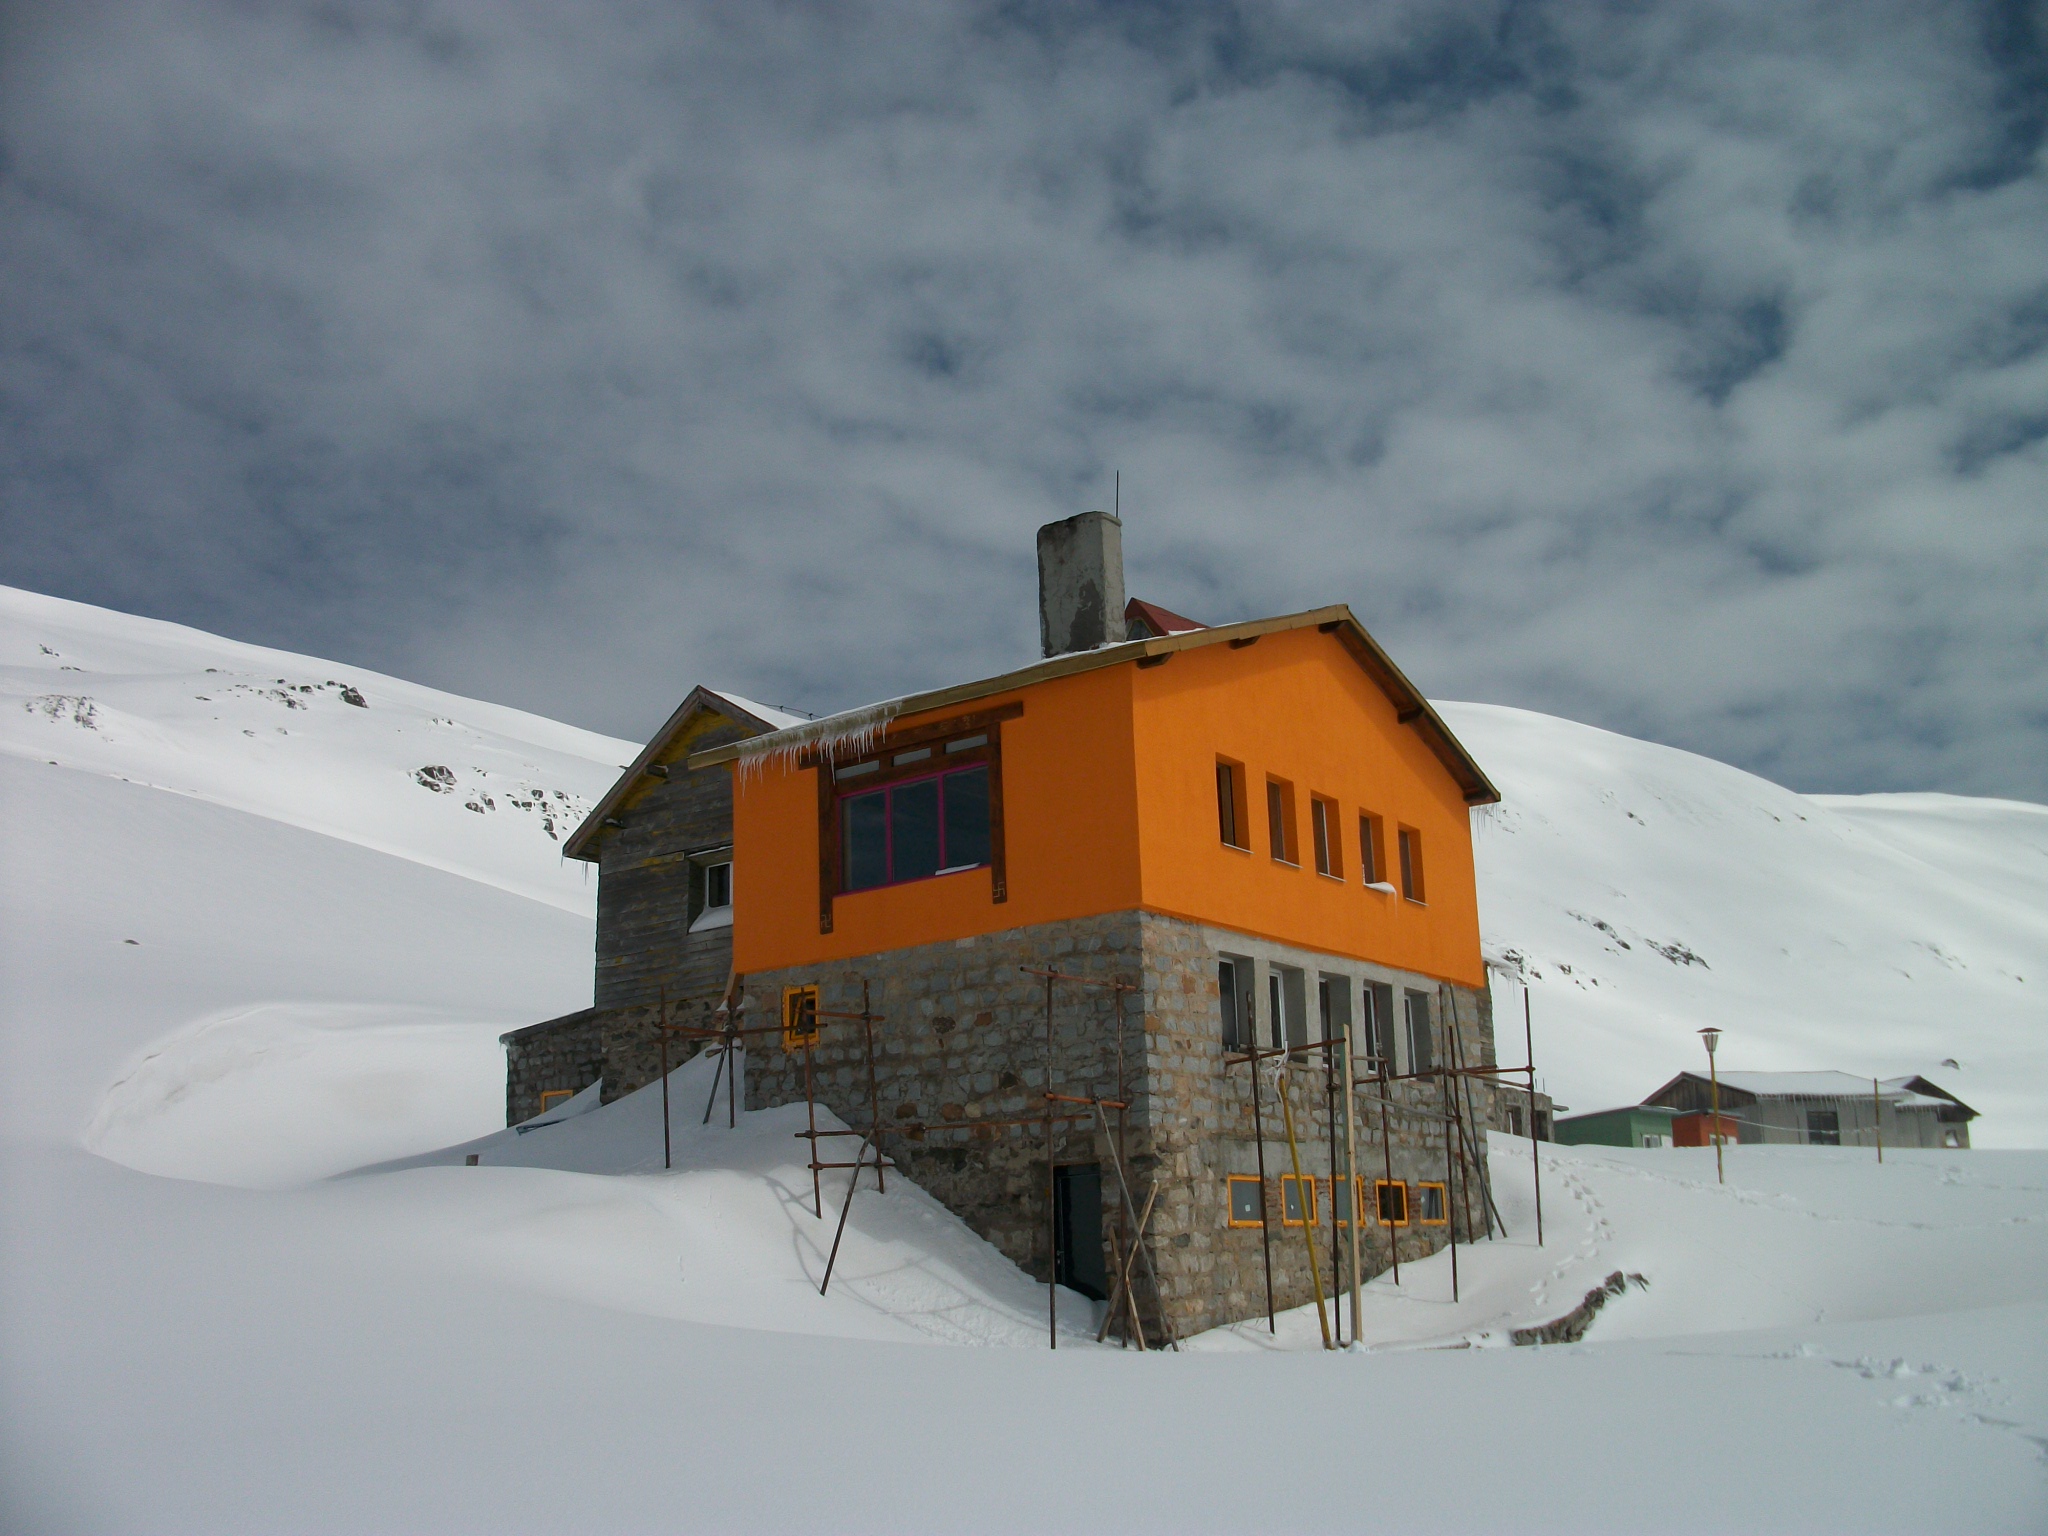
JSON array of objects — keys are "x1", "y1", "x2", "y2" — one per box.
[
  {"x1": 1404, "y1": 989, "x2": 1434, "y2": 1074},
  {"x1": 689, "y1": 848, "x2": 735, "y2": 932}
]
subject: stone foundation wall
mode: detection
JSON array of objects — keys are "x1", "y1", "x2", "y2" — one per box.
[
  {"x1": 747, "y1": 913, "x2": 1143, "y2": 1295},
  {"x1": 501, "y1": 1009, "x2": 604, "y2": 1126},
  {"x1": 745, "y1": 909, "x2": 1506, "y2": 1342}
]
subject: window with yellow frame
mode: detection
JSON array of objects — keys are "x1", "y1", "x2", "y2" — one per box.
[
  {"x1": 1317, "y1": 1176, "x2": 1363, "y2": 1226},
  {"x1": 1225, "y1": 1175, "x2": 1265, "y2": 1228},
  {"x1": 781, "y1": 984, "x2": 820, "y2": 1050},
  {"x1": 1373, "y1": 1178, "x2": 1410, "y2": 1227},
  {"x1": 1280, "y1": 1174, "x2": 1317, "y2": 1226},
  {"x1": 1415, "y1": 1181, "x2": 1449, "y2": 1225},
  {"x1": 538, "y1": 1089, "x2": 575, "y2": 1114}
]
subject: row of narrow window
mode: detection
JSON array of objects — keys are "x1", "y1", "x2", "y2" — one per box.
[
  {"x1": 1226, "y1": 1175, "x2": 1448, "y2": 1228},
  {"x1": 1218, "y1": 959, "x2": 1439, "y2": 1075},
  {"x1": 1216, "y1": 760, "x2": 1425, "y2": 901}
]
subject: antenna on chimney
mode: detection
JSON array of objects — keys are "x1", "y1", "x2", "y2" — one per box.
[{"x1": 1114, "y1": 470, "x2": 1120, "y2": 519}]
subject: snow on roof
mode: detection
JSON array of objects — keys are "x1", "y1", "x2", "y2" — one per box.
[
  {"x1": 1557, "y1": 1104, "x2": 1678, "y2": 1123},
  {"x1": 704, "y1": 690, "x2": 812, "y2": 733},
  {"x1": 1713, "y1": 1071, "x2": 1909, "y2": 1100}
]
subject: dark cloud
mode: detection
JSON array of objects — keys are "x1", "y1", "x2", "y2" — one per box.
[{"x1": 2, "y1": 0, "x2": 2043, "y2": 796}]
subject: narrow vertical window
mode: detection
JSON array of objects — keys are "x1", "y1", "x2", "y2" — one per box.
[
  {"x1": 1310, "y1": 796, "x2": 1341, "y2": 877},
  {"x1": 1397, "y1": 826, "x2": 1425, "y2": 901},
  {"x1": 1216, "y1": 759, "x2": 1248, "y2": 849},
  {"x1": 1218, "y1": 958, "x2": 1245, "y2": 1052},
  {"x1": 1404, "y1": 989, "x2": 1434, "y2": 1074},
  {"x1": 1365, "y1": 981, "x2": 1396, "y2": 1073},
  {"x1": 1266, "y1": 777, "x2": 1298, "y2": 864},
  {"x1": 1273, "y1": 965, "x2": 1307, "y2": 1050},
  {"x1": 1358, "y1": 813, "x2": 1383, "y2": 885}
]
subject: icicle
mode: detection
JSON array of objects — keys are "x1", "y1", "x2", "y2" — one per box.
[{"x1": 734, "y1": 698, "x2": 904, "y2": 781}]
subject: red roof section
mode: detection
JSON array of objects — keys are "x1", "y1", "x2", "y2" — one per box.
[{"x1": 1124, "y1": 597, "x2": 1205, "y2": 638}]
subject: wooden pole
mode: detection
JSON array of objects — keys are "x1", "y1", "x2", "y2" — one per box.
[
  {"x1": 1277, "y1": 1066, "x2": 1332, "y2": 1349},
  {"x1": 660, "y1": 986, "x2": 672, "y2": 1171},
  {"x1": 1325, "y1": 1034, "x2": 1341, "y2": 1345},
  {"x1": 1342, "y1": 992, "x2": 1362, "y2": 1344},
  {"x1": 1874, "y1": 1077, "x2": 1884, "y2": 1164}
]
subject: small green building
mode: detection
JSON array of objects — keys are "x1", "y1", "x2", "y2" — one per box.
[{"x1": 1554, "y1": 1104, "x2": 1679, "y2": 1149}]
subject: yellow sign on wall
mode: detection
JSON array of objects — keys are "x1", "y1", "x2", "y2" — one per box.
[{"x1": 781, "y1": 985, "x2": 820, "y2": 1050}]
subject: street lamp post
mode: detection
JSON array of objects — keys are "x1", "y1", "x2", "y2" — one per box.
[{"x1": 1699, "y1": 1027, "x2": 1724, "y2": 1185}]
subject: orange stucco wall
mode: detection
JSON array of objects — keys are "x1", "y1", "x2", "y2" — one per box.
[
  {"x1": 1129, "y1": 626, "x2": 1485, "y2": 988},
  {"x1": 731, "y1": 626, "x2": 1485, "y2": 988},
  {"x1": 731, "y1": 664, "x2": 1143, "y2": 972}
]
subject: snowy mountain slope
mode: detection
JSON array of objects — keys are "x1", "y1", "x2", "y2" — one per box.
[
  {"x1": 0, "y1": 586, "x2": 636, "y2": 912},
  {"x1": 0, "y1": 753, "x2": 595, "y2": 1173},
  {"x1": 3, "y1": 588, "x2": 2046, "y2": 1531},
  {"x1": 1440, "y1": 703, "x2": 2047, "y2": 1145}
]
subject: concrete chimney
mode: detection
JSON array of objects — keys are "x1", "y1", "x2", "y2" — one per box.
[{"x1": 1037, "y1": 511, "x2": 1127, "y2": 657}]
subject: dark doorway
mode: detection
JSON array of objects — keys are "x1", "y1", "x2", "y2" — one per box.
[{"x1": 1053, "y1": 1164, "x2": 1107, "y2": 1299}]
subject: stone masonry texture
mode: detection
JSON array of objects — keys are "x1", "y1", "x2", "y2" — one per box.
[{"x1": 745, "y1": 909, "x2": 1509, "y2": 1342}]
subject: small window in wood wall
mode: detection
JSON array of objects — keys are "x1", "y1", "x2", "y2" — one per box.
[
  {"x1": 1397, "y1": 825, "x2": 1426, "y2": 902},
  {"x1": 1415, "y1": 1182, "x2": 1448, "y2": 1225},
  {"x1": 1267, "y1": 777, "x2": 1299, "y2": 865},
  {"x1": 1225, "y1": 1175, "x2": 1265, "y2": 1228},
  {"x1": 1373, "y1": 1179, "x2": 1410, "y2": 1227},
  {"x1": 1216, "y1": 758, "x2": 1249, "y2": 850},
  {"x1": 1310, "y1": 794, "x2": 1342, "y2": 877}
]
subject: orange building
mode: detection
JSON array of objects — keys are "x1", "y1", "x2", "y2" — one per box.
[{"x1": 529, "y1": 512, "x2": 1515, "y2": 1341}]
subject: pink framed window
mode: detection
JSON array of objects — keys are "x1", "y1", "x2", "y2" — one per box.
[{"x1": 841, "y1": 764, "x2": 991, "y2": 892}]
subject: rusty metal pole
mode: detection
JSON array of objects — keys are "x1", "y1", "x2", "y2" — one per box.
[
  {"x1": 1114, "y1": 986, "x2": 1128, "y2": 1267},
  {"x1": 700, "y1": 1001, "x2": 726, "y2": 1126},
  {"x1": 1045, "y1": 971, "x2": 1057, "y2": 1350},
  {"x1": 1440, "y1": 1062, "x2": 1460, "y2": 1304},
  {"x1": 805, "y1": 1032, "x2": 821, "y2": 1219},
  {"x1": 1441, "y1": 990, "x2": 1478, "y2": 1245},
  {"x1": 864, "y1": 979, "x2": 885, "y2": 1192},
  {"x1": 1526, "y1": 988, "x2": 1543, "y2": 1246},
  {"x1": 660, "y1": 985, "x2": 672, "y2": 1171},
  {"x1": 1378, "y1": 1059, "x2": 1400, "y2": 1286}
]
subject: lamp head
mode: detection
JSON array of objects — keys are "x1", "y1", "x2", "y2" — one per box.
[{"x1": 1698, "y1": 1026, "x2": 1722, "y2": 1057}]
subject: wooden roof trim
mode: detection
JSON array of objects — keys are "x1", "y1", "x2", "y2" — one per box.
[
  {"x1": 563, "y1": 686, "x2": 788, "y2": 862},
  {"x1": 683, "y1": 606, "x2": 1501, "y2": 805}
]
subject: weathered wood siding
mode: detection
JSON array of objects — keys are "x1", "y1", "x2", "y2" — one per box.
[{"x1": 586, "y1": 714, "x2": 749, "y2": 1097}]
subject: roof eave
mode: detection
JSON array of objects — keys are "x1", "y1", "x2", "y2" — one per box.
[
  {"x1": 683, "y1": 605, "x2": 1501, "y2": 804},
  {"x1": 563, "y1": 686, "x2": 787, "y2": 861}
]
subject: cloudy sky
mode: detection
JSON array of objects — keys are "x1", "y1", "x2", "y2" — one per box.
[{"x1": 3, "y1": 1, "x2": 2043, "y2": 798}]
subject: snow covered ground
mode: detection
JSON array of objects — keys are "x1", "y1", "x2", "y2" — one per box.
[
  {"x1": 3, "y1": 585, "x2": 2045, "y2": 1532},
  {"x1": 1444, "y1": 701, "x2": 2048, "y2": 1145}
]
